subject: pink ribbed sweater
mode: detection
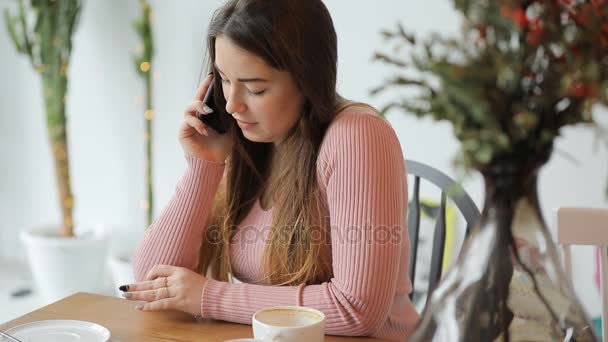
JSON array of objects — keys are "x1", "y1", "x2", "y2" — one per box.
[{"x1": 133, "y1": 106, "x2": 419, "y2": 341}]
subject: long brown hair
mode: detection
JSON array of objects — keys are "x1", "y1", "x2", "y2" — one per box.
[{"x1": 198, "y1": 0, "x2": 344, "y2": 286}]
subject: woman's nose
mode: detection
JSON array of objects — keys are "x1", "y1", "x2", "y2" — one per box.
[{"x1": 225, "y1": 88, "x2": 247, "y2": 114}]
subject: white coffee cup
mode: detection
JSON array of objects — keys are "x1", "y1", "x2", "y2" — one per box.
[{"x1": 252, "y1": 306, "x2": 325, "y2": 342}]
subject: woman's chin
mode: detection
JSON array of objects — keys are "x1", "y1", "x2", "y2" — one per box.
[{"x1": 241, "y1": 130, "x2": 269, "y2": 143}]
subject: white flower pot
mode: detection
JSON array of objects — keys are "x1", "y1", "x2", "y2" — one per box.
[
  {"x1": 20, "y1": 223, "x2": 109, "y2": 304},
  {"x1": 109, "y1": 254, "x2": 134, "y2": 297}
]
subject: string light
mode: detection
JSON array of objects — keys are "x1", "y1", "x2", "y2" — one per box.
[
  {"x1": 140, "y1": 61, "x2": 151, "y2": 73},
  {"x1": 137, "y1": 0, "x2": 155, "y2": 227},
  {"x1": 60, "y1": 63, "x2": 68, "y2": 76},
  {"x1": 36, "y1": 64, "x2": 45, "y2": 73}
]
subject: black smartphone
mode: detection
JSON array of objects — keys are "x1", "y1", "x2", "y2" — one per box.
[{"x1": 198, "y1": 81, "x2": 229, "y2": 134}]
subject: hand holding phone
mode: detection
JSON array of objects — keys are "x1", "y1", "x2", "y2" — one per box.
[
  {"x1": 179, "y1": 75, "x2": 233, "y2": 163},
  {"x1": 198, "y1": 81, "x2": 229, "y2": 134}
]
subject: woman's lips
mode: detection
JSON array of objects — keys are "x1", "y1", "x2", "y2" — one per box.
[{"x1": 236, "y1": 119, "x2": 257, "y2": 130}]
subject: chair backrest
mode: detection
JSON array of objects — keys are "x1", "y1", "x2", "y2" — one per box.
[
  {"x1": 557, "y1": 207, "x2": 608, "y2": 341},
  {"x1": 406, "y1": 159, "x2": 480, "y2": 301}
]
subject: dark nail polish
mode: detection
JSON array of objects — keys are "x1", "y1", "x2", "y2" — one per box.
[{"x1": 119, "y1": 285, "x2": 129, "y2": 292}]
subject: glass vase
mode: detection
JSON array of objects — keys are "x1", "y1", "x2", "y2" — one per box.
[{"x1": 410, "y1": 161, "x2": 597, "y2": 341}]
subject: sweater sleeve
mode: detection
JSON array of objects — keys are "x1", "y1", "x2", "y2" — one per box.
[
  {"x1": 132, "y1": 155, "x2": 225, "y2": 282},
  {"x1": 200, "y1": 113, "x2": 410, "y2": 337}
]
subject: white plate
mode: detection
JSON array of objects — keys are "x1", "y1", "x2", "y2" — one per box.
[{"x1": 5, "y1": 319, "x2": 110, "y2": 342}]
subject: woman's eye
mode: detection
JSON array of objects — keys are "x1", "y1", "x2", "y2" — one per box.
[{"x1": 248, "y1": 89, "x2": 267, "y2": 96}]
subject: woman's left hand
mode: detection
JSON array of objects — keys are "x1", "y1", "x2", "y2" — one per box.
[{"x1": 119, "y1": 264, "x2": 207, "y2": 316}]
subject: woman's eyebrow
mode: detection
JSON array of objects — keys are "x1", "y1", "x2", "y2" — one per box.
[{"x1": 214, "y1": 64, "x2": 270, "y2": 83}]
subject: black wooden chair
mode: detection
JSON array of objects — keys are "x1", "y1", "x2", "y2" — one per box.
[{"x1": 406, "y1": 159, "x2": 481, "y2": 302}]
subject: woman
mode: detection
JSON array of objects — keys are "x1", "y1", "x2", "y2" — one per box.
[{"x1": 122, "y1": 0, "x2": 419, "y2": 339}]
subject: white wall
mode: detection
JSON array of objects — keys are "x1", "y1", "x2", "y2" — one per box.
[{"x1": 1, "y1": 0, "x2": 606, "y2": 317}]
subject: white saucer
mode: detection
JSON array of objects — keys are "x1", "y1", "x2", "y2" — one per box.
[{"x1": 5, "y1": 319, "x2": 110, "y2": 342}]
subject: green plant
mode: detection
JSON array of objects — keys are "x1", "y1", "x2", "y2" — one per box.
[
  {"x1": 373, "y1": 0, "x2": 608, "y2": 178},
  {"x1": 133, "y1": 0, "x2": 155, "y2": 226},
  {"x1": 5, "y1": 0, "x2": 81, "y2": 237}
]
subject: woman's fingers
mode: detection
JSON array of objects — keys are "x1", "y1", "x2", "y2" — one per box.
[
  {"x1": 123, "y1": 288, "x2": 171, "y2": 302},
  {"x1": 136, "y1": 298, "x2": 176, "y2": 311},
  {"x1": 121, "y1": 266, "x2": 207, "y2": 316},
  {"x1": 120, "y1": 277, "x2": 167, "y2": 292},
  {"x1": 183, "y1": 100, "x2": 215, "y2": 137},
  {"x1": 184, "y1": 115, "x2": 209, "y2": 136},
  {"x1": 145, "y1": 264, "x2": 180, "y2": 281},
  {"x1": 194, "y1": 73, "x2": 214, "y2": 100},
  {"x1": 184, "y1": 100, "x2": 206, "y2": 117}
]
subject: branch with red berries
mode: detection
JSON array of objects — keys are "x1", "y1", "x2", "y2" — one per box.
[{"x1": 373, "y1": 0, "x2": 608, "y2": 172}]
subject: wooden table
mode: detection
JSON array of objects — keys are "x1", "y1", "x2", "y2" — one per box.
[{"x1": 0, "y1": 293, "x2": 390, "y2": 341}]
